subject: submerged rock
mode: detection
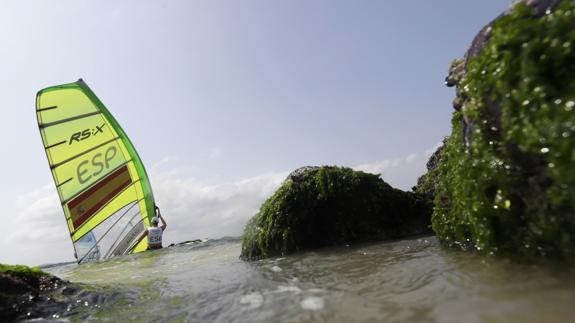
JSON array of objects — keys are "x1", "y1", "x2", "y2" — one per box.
[
  {"x1": 432, "y1": 0, "x2": 575, "y2": 260},
  {"x1": 0, "y1": 264, "x2": 107, "y2": 321},
  {"x1": 240, "y1": 166, "x2": 432, "y2": 260}
]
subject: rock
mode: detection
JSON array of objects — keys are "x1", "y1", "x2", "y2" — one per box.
[
  {"x1": 453, "y1": 0, "x2": 564, "y2": 148},
  {"x1": 432, "y1": 0, "x2": 575, "y2": 260},
  {"x1": 285, "y1": 166, "x2": 320, "y2": 184},
  {"x1": 0, "y1": 264, "x2": 107, "y2": 321},
  {"x1": 415, "y1": 138, "x2": 448, "y2": 198},
  {"x1": 240, "y1": 166, "x2": 432, "y2": 260}
]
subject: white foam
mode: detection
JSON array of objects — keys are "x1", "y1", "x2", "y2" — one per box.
[
  {"x1": 240, "y1": 292, "x2": 264, "y2": 310},
  {"x1": 275, "y1": 285, "x2": 302, "y2": 294},
  {"x1": 300, "y1": 297, "x2": 325, "y2": 311}
]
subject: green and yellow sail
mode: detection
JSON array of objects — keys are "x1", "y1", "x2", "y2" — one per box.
[{"x1": 36, "y1": 79, "x2": 155, "y2": 263}]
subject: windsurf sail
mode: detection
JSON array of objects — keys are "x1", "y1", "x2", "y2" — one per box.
[{"x1": 36, "y1": 79, "x2": 156, "y2": 263}]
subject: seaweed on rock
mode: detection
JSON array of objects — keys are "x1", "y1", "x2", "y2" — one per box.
[
  {"x1": 432, "y1": 0, "x2": 575, "y2": 260},
  {"x1": 241, "y1": 166, "x2": 432, "y2": 260},
  {"x1": 0, "y1": 264, "x2": 109, "y2": 321}
]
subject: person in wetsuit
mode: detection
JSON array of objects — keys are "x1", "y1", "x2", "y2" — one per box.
[{"x1": 146, "y1": 206, "x2": 167, "y2": 250}]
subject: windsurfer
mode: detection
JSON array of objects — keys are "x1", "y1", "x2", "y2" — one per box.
[{"x1": 139, "y1": 206, "x2": 167, "y2": 250}]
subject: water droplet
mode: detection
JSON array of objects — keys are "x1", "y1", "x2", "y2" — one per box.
[{"x1": 541, "y1": 147, "x2": 550, "y2": 154}]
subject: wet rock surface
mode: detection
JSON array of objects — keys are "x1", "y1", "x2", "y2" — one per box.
[
  {"x1": 432, "y1": 0, "x2": 575, "y2": 260},
  {"x1": 241, "y1": 166, "x2": 432, "y2": 260},
  {"x1": 0, "y1": 264, "x2": 109, "y2": 321}
]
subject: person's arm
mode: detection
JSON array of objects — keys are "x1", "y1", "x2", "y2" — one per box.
[
  {"x1": 156, "y1": 206, "x2": 167, "y2": 231},
  {"x1": 159, "y1": 214, "x2": 167, "y2": 231},
  {"x1": 137, "y1": 229, "x2": 149, "y2": 242},
  {"x1": 126, "y1": 229, "x2": 149, "y2": 254}
]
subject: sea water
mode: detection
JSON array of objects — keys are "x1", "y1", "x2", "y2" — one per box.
[{"x1": 43, "y1": 236, "x2": 575, "y2": 322}]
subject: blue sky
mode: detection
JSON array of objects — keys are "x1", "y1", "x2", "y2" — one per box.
[{"x1": 0, "y1": 0, "x2": 512, "y2": 265}]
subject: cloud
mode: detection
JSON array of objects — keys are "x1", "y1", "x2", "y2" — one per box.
[
  {"x1": 150, "y1": 168, "x2": 287, "y2": 244},
  {"x1": 2, "y1": 167, "x2": 288, "y2": 265},
  {"x1": 353, "y1": 147, "x2": 443, "y2": 190},
  {"x1": 352, "y1": 154, "x2": 417, "y2": 174},
  {"x1": 11, "y1": 184, "x2": 66, "y2": 242},
  {"x1": 3, "y1": 184, "x2": 73, "y2": 265},
  {"x1": 354, "y1": 159, "x2": 391, "y2": 175}
]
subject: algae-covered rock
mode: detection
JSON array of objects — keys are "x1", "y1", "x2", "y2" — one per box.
[
  {"x1": 432, "y1": 0, "x2": 575, "y2": 260},
  {"x1": 415, "y1": 138, "x2": 447, "y2": 198},
  {"x1": 240, "y1": 166, "x2": 432, "y2": 260},
  {"x1": 1, "y1": 264, "x2": 63, "y2": 320},
  {"x1": 0, "y1": 263, "x2": 105, "y2": 321}
]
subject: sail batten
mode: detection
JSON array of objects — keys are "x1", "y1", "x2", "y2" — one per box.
[
  {"x1": 36, "y1": 79, "x2": 155, "y2": 263},
  {"x1": 39, "y1": 111, "x2": 103, "y2": 128}
]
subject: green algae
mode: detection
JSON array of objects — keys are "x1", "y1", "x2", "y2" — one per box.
[
  {"x1": 432, "y1": 1, "x2": 575, "y2": 260},
  {"x1": 241, "y1": 166, "x2": 432, "y2": 260},
  {"x1": 0, "y1": 264, "x2": 48, "y2": 282}
]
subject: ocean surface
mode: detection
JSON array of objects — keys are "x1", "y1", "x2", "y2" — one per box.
[{"x1": 42, "y1": 236, "x2": 575, "y2": 322}]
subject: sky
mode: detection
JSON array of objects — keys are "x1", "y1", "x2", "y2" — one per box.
[{"x1": 0, "y1": 0, "x2": 512, "y2": 266}]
